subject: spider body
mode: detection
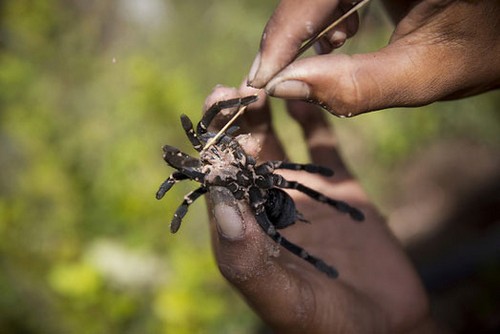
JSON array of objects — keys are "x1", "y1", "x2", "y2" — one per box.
[{"x1": 156, "y1": 96, "x2": 364, "y2": 278}]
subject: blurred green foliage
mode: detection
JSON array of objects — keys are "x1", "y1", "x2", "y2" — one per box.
[
  {"x1": 0, "y1": 0, "x2": 268, "y2": 333},
  {"x1": 0, "y1": 1, "x2": 498, "y2": 333}
]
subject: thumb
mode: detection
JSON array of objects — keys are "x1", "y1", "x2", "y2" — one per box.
[
  {"x1": 206, "y1": 187, "x2": 319, "y2": 331},
  {"x1": 264, "y1": 41, "x2": 473, "y2": 116}
]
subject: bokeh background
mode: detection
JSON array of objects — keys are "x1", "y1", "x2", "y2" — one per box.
[{"x1": 0, "y1": 1, "x2": 499, "y2": 333}]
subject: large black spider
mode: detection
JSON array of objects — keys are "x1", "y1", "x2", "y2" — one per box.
[{"x1": 156, "y1": 96, "x2": 364, "y2": 278}]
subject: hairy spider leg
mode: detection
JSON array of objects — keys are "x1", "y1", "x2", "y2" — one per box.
[
  {"x1": 180, "y1": 114, "x2": 203, "y2": 151},
  {"x1": 179, "y1": 99, "x2": 247, "y2": 153},
  {"x1": 256, "y1": 161, "x2": 334, "y2": 177},
  {"x1": 272, "y1": 175, "x2": 365, "y2": 221},
  {"x1": 247, "y1": 187, "x2": 339, "y2": 278},
  {"x1": 254, "y1": 207, "x2": 339, "y2": 278},
  {"x1": 156, "y1": 171, "x2": 190, "y2": 200},
  {"x1": 170, "y1": 186, "x2": 208, "y2": 233},
  {"x1": 196, "y1": 95, "x2": 258, "y2": 136},
  {"x1": 162, "y1": 145, "x2": 201, "y2": 169},
  {"x1": 161, "y1": 145, "x2": 205, "y2": 183},
  {"x1": 274, "y1": 161, "x2": 334, "y2": 177}
]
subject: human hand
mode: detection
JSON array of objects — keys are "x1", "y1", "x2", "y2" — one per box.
[
  {"x1": 247, "y1": 0, "x2": 500, "y2": 116},
  {"x1": 204, "y1": 85, "x2": 439, "y2": 333}
]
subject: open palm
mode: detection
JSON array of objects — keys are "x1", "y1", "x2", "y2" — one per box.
[{"x1": 205, "y1": 85, "x2": 436, "y2": 333}]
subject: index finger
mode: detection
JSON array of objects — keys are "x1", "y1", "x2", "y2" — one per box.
[{"x1": 247, "y1": 0, "x2": 347, "y2": 88}]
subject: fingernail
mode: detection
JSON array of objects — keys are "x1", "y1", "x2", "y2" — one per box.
[
  {"x1": 247, "y1": 52, "x2": 261, "y2": 87},
  {"x1": 210, "y1": 188, "x2": 245, "y2": 240},
  {"x1": 329, "y1": 30, "x2": 347, "y2": 48},
  {"x1": 266, "y1": 79, "x2": 311, "y2": 99}
]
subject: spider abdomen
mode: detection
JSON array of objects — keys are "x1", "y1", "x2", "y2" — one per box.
[{"x1": 264, "y1": 188, "x2": 297, "y2": 229}]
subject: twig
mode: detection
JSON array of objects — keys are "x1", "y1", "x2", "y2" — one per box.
[
  {"x1": 202, "y1": 105, "x2": 249, "y2": 151},
  {"x1": 294, "y1": 0, "x2": 372, "y2": 60}
]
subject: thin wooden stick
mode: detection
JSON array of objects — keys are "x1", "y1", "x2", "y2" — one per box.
[
  {"x1": 202, "y1": 105, "x2": 248, "y2": 151},
  {"x1": 203, "y1": 0, "x2": 371, "y2": 151},
  {"x1": 294, "y1": 0, "x2": 372, "y2": 60}
]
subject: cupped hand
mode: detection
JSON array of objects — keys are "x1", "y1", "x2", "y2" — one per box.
[
  {"x1": 203, "y1": 85, "x2": 439, "y2": 333},
  {"x1": 247, "y1": 0, "x2": 500, "y2": 116}
]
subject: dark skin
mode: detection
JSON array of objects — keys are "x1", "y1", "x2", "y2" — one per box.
[
  {"x1": 203, "y1": 0, "x2": 500, "y2": 332},
  {"x1": 247, "y1": 0, "x2": 500, "y2": 116},
  {"x1": 203, "y1": 85, "x2": 439, "y2": 333}
]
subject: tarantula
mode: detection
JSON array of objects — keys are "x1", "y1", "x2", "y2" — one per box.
[{"x1": 156, "y1": 96, "x2": 364, "y2": 278}]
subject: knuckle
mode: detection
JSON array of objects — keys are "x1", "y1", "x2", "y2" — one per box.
[
  {"x1": 313, "y1": 67, "x2": 366, "y2": 116},
  {"x1": 216, "y1": 254, "x2": 268, "y2": 284}
]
